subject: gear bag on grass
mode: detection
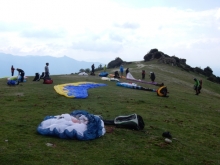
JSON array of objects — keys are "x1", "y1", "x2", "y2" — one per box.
[{"x1": 114, "y1": 114, "x2": 145, "y2": 130}]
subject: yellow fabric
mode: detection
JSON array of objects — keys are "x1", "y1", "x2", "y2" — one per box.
[{"x1": 157, "y1": 86, "x2": 166, "y2": 97}]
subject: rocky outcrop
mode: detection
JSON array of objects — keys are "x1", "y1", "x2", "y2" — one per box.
[
  {"x1": 143, "y1": 48, "x2": 220, "y2": 83},
  {"x1": 107, "y1": 57, "x2": 123, "y2": 68},
  {"x1": 144, "y1": 49, "x2": 187, "y2": 66},
  {"x1": 158, "y1": 57, "x2": 177, "y2": 65}
]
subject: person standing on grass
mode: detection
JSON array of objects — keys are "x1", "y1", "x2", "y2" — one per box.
[
  {"x1": 103, "y1": 65, "x2": 107, "y2": 72},
  {"x1": 150, "y1": 72, "x2": 155, "y2": 82},
  {"x1": 194, "y1": 78, "x2": 200, "y2": 95},
  {"x1": 198, "y1": 79, "x2": 202, "y2": 93},
  {"x1": 11, "y1": 65, "x2": 15, "y2": 76},
  {"x1": 120, "y1": 65, "x2": 124, "y2": 78},
  {"x1": 45, "y1": 63, "x2": 50, "y2": 79},
  {"x1": 16, "y1": 68, "x2": 25, "y2": 82},
  {"x1": 91, "y1": 64, "x2": 95, "y2": 75},
  {"x1": 125, "y1": 68, "x2": 129, "y2": 75},
  {"x1": 142, "y1": 70, "x2": 145, "y2": 79}
]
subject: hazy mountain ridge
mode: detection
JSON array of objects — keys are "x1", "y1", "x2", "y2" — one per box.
[{"x1": 0, "y1": 53, "x2": 103, "y2": 78}]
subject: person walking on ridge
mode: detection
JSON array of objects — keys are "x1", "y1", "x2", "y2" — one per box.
[{"x1": 193, "y1": 78, "x2": 200, "y2": 95}]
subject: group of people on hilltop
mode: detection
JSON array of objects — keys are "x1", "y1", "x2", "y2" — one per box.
[
  {"x1": 10, "y1": 63, "x2": 50, "y2": 83},
  {"x1": 114, "y1": 64, "x2": 156, "y2": 82},
  {"x1": 141, "y1": 70, "x2": 155, "y2": 82},
  {"x1": 11, "y1": 65, "x2": 25, "y2": 82},
  {"x1": 11, "y1": 62, "x2": 203, "y2": 96}
]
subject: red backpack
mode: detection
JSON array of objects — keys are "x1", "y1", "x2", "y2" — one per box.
[{"x1": 43, "y1": 79, "x2": 53, "y2": 84}]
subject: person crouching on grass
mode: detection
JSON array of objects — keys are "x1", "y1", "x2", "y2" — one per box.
[{"x1": 17, "y1": 68, "x2": 25, "y2": 82}]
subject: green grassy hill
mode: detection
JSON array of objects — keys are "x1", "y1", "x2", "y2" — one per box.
[{"x1": 0, "y1": 60, "x2": 220, "y2": 165}]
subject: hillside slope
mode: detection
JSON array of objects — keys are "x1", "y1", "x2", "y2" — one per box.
[{"x1": 0, "y1": 60, "x2": 220, "y2": 165}]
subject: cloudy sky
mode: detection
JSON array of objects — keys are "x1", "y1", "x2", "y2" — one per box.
[{"x1": 0, "y1": 0, "x2": 220, "y2": 76}]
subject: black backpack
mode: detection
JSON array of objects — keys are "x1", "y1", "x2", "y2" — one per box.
[{"x1": 114, "y1": 114, "x2": 145, "y2": 130}]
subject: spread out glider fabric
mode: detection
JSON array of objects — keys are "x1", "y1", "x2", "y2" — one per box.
[
  {"x1": 7, "y1": 80, "x2": 19, "y2": 85},
  {"x1": 116, "y1": 82, "x2": 156, "y2": 92},
  {"x1": 54, "y1": 82, "x2": 107, "y2": 98},
  {"x1": 78, "y1": 72, "x2": 88, "y2": 76},
  {"x1": 7, "y1": 76, "x2": 27, "y2": 82},
  {"x1": 37, "y1": 110, "x2": 106, "y2": 140},
  {"x1": 99, "y1": 72, "x2": 108, "y2": 77},
  {"x1": 101, "y1": 77, "x2": 119, "y2": 82},
  {"x1": 126, "y1": 72, "x2": 157, "y2": 85}
]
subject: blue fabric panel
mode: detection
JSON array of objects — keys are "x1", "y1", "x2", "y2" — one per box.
[
  {"x1": 64, "y1": 83, "x2": 106, "y2": 98},
  {"x1": 37, "y1": 110, "x2": 104, "y2": 140}
]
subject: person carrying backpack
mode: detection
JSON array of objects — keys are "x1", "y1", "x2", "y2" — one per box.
[{"x1": 194, "y1": 78, "x2": 200, "y2": 95}]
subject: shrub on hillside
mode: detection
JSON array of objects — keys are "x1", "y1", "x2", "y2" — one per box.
[
  {"x1": 204, "y1": 66, "x2": 213, "y2": 77},
  {"x1": 194, "y1": 67, "x2": 205, "y2": 75},
  {"x1": 207, "y1": 75, "x2": 216, "y2": 82}
]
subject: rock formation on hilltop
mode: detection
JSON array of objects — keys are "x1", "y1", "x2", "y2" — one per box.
[
  {"x1": 105, "y1": 49, "x2": 220, "y2": 84},
  {"x1": 144, "y1": 48, "x2": 220, "y2": 84}
]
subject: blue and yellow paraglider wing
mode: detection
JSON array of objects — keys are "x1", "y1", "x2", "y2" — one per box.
[{"x1": 54, "y1": 82, "x2": 107, "y2": 99}]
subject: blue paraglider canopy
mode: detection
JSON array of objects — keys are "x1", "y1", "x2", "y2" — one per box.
[
  {"x1": 54, "y1": 82, "x2": 107, "y2": 98},
  {"x1": 37, "y1": 110, "x2": 106, "y2": 140},
  {"x1": 99, "y1": 72, "x2": 108, "y2": 77}
]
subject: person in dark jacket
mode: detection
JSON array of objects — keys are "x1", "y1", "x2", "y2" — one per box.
[
  {"x1": 198, "y1": 79, "x2": 202, "y2": 93},
  {"x1": 142, "y1": 70, "x2": 145, "y2": 79},
  {"x1": 17, "y1": 68, "x2": 25, "y2": 82},
  {"x1": 11, "y1": 65, "x2": 15, "y2": 76},
  {"x1": 125, "y1": 68, "x2": 129, "y2": 75},
  {"x1": 91, "y1": 64, "x2": 95, "y2": 75},
  {"x1": 150, "y1": 72, "x2": 155, "y2": 82},
  {"x1": 114, "y1": 71, "x2": 120, "y2": 78}
]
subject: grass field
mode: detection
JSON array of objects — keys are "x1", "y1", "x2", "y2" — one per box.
[{"x1": 0, "y1": 60, "x2": 220, "y2": 165}]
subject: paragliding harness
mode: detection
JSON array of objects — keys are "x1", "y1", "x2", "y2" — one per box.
[
  {"x1": 157, "y1": 86, "x2": 168, "y2": 97},
  {"x1": 40, "y1": 72, "x2": 45, "y2": 79},
  {"x1": 90, "y1": 72, "x2": 95, "y2": 76},
  {"x1": 41, "y1": 71, "x2": 53, "y2": 84},
  {"x1": 103, "y1": 114, "x2": 145, "y2": 130},
  {"x1": 7, "y1": 80, "x2": 19, "y2": 86},
  {"x1": 43, "y1": 78, "x2": 53, "y2": 84},
  {"x1": 114, "y1": 71, "x2": 120, "y2": 78},
  {"x1": 33, "y1": 73, "x2": 40, "y2": 81}
]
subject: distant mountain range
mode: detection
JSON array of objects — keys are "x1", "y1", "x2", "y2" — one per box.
[{"x1": 0, "y1": 53, "x2": 103, "y2": 78}]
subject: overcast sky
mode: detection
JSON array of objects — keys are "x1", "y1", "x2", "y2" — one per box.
[{"x1": 0, "y1": 0, "x2": 220, "y2": 76}]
